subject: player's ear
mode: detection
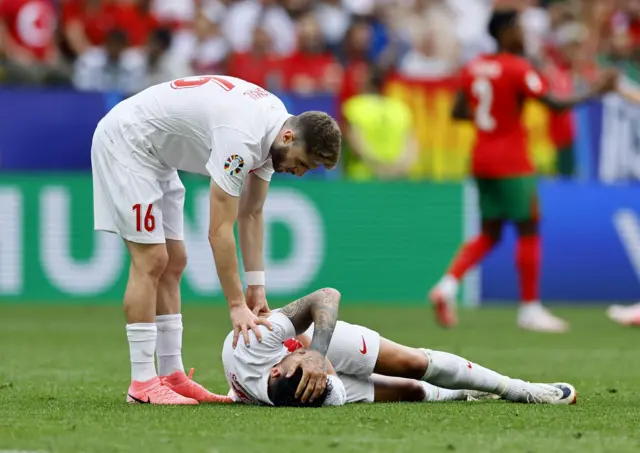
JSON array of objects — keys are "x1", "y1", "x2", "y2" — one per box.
[
  {"x1": 270, "y1": 366, "x2": 282, "y2": 378},
  {"x1": 283, "y1": 129, "x2": 295, "y2": 144}
]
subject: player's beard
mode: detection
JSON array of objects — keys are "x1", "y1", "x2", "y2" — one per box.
[{"x1": 270, "y1": 144, "x2": 289, "y2": 173}]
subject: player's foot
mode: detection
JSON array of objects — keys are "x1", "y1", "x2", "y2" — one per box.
[
  {"x1": 429, "y1": 287, "x2": 458, "y2": 328},
  {"x1": 606, "y1": 304, "x2": 640, "y2": 326},
  {"x1": 531, "y1": 383, "x2": 578, "y2": 405},
  {"x1": 161, "y1": 368, "x2": 233, "y2": 403},
  {"x1": 518, "y1": 304, "x2": 568, "y2": 333},
  {"x1": 506, "y1": 380, "x2": 577, "y2": 404},
  {"x1": 126, "y1": 376, "x2": 198, "y2": 405}
]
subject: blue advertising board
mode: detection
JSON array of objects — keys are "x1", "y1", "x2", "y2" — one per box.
[
  {"x1": 481, "y1": 181, "x2": 640, "y2": 303},
  {"x1": 0, "y1": 88, "x2": 337, "y2": 172}
]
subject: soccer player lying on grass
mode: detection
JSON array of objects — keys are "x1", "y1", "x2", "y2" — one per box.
[{"x1": 222, "y1": 288, "x2": 578, "y2": 406}]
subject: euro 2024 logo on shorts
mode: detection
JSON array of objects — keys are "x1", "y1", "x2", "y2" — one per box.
[{"x1": 224, "y1": 154, "x2": 244, "y2": 176}]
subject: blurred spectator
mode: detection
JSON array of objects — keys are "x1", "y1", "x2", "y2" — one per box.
[
  {"x1": 400, "y1": 0, "x2": 461, "y2": 75},
  {"x1": 0, "y1": 0, "x2": 58, "y2": 65},
  {"x1": 339, "y1": 19, "x2": 375, "y2": 103},
  {"x1": 140, "y1": 28, "x2": 191, "y2": 89},
  {"x1": 171, "y1": 6, "x2": 228, "y2": 74},
  {"x1": 151, "y1": 0, "x2": 196, "y2": 28},
  {"x1": 227, "y1": 26, "x2": 284, "y2": 91},
  {"x1": 542, "y1": 21, "x2": 590, "y2": 178},
  {"x1": 223, "y1": 0, "x2": 296, "y2": 56},
  {"x1": 73, "y1": 28, "x2": 144, "y2": 94},
  {"x1": 62, "y1": 0, "x2": 159, "y2": 60},
  {"x1": 314, "y1": 0, "x2": 351, "y2": 49},
  {"x1": 398, "y1": 28, "x2": 458, "y2": 79},
  {"x1": 447, "y1": 0, "x2": 494, "y2": 63},
  {"x1": 282, "y1": 13, "x2": 342, "y2": 94},
  {"x1": 342, "y1": 70, "x2": 417, "y2": 180},
  {"x1": 521, "y1": 0, "x2": 551, "y2": 62}
]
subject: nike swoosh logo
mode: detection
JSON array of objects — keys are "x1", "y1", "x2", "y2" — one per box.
[
  {"x1": 128, "y1": 393, "x2": 151, "y2": 404},
  {"x1": 359, "y1": 335, "x2": 367, "y2": 354}
]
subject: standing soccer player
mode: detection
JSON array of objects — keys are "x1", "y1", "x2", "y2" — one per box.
[
  {"x1": 429, "y1": 10, "x2": 616, "y2": 332},
  {"x1": 91, "y1": 75, "x2": 341, "y2": 404}
]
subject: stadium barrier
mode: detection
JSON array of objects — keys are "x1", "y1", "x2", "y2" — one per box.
[
  {"x1": 0, "y1": 174, "x2": 464, "y2": 304},
  {"x1": 481, "y1": 180, "x2": 640, "y2": 303}
]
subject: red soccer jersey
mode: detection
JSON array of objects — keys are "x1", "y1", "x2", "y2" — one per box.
[{"x1": 460, "y1": 53, "x2": 549, "y2": 177}]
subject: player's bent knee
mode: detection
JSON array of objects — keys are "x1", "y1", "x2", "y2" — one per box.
[
  {"x1": 129, "y1": 243, "x2": 169, "y2": 280},
  {"x1": 165, "y1": 250, "x2": 187, "y2": 279}
]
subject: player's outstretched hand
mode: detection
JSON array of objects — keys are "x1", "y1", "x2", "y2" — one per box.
[
  {"x1": 285, "y1": 349, "x2": 328, "y2": 403},
  {"x1": 246, "y1": 285, "x2": 271, "y2": 317},
  {"x1": 230, "y1": 304, "x2": 272, "y2": 348}
]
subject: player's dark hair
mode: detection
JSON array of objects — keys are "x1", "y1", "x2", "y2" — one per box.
[
  {"x1": 292, "y1": 112, "x2": 342, "y2": 170},
  {"x1": 268, "y1": 368, "x2": 332, "y2": 407},
  {"x1": 488, "y1": 9, "x2": 519, "y2": 42}
]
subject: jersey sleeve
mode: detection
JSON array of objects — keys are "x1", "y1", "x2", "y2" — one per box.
[
  {"x1": 323, "y1": 375, "x2": 347, "y2": 407},
  {"x1": 517, "y1": 60, "x2": 549, "y2": 99},
  {"x1": 207, "y1": 127, "x2": 258, "y2": 197},
  {"x1": 251, "y1": 157, "x2": 275, "y2": 182}
]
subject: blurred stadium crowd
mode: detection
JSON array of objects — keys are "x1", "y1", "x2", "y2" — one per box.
[{"x1": 2, "y1": 0, "x2": 640, "y2": 179}]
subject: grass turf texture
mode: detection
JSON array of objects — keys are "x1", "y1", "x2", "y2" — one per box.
[{"x1": 1, "y1": 306, "x2": 640, "y2": 453}]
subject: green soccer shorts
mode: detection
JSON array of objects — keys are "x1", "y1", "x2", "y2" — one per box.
[{"x1": 475, "y1": 176, "x2": 540, "y2": 222}]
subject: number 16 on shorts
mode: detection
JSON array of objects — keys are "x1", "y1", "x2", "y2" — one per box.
[{"x1": 133, "y1": 204, "x2": 156, "y2": 233}]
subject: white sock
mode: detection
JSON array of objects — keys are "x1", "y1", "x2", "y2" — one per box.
[
  {"x1": 126, "y1": 323, "x2": 157, "y2": 382},
  {"x1": 156, "y1": 314, "x2": 184, "y2": 376},
  {"x1": 421, "y1": 349, "x2": 509, "y2": 396},
  {"x1": 420, "y1": 381, "x2": 466, "y2": 401},
  {"x1": 438, "y1": 275, "x2": 459, "y2": 300}
]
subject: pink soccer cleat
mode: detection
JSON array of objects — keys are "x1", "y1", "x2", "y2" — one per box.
[
  {"x1": 162, "y1": 368, "x2": 233, "y2": 403},
  {"x1": 429, "y1": 287, "x2": 458, "y2": 328},
  {"x1": 126, "y1": 376, "x2": 198, "y2": 405}
]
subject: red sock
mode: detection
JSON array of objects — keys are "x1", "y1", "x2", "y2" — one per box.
[
  {"x1": 516, "y1": 235, "x2": 540, "y2": 303},
  {"x1": 447, "y1": 235, "x2": 496, "y2": 280}
]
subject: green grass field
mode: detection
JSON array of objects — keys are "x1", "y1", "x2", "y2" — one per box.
[{"x1": 1, "y1": 305, "x2": 639, "y2": 453}]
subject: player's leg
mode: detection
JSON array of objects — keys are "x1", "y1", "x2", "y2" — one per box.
[
  {"x1": 371, "y1": 375, "x2": 488, "y2": 403},
  {"x1": 430, "y1": 178, "x2": 504, "y2": 327},
  {"x1": 156, "y1": 238, "x2": 187, "y2": 377},
  {"x1": 153, "y1": 177, "x2": 230, "y2": 403},
  {"x1": 92, "y1": 136, "x2": 196, "y2": 405},
  {"x1": 338, "y1": 374, "x2": 473, "y2": 404},
  {"x1": 508, "y1": 176, "x2": 567, "y2": 332},
  {"x1": 373, "y1": 337, "x2": 576, "y2": 405}
]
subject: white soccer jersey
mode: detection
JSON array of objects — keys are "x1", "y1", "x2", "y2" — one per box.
[
  {"x1": 222, "y1": 312, "x2": 295, "y2": 405},
  {"x1": 98, "y1": 75, "x2": 291, "y2": 197}
]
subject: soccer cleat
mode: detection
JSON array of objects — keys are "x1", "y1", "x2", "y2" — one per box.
[
  {"x1": 518, "y1": 304, "x2": 568, "y2": 333},
  {"x1": 606, "y1": 304, "x2": 640, "y2": 326},
  {"x1": 505, "y1": 381, "x2": 577, "y2": 404},
  {"x1": 161, "y1": 368, "x2": 233, "y2": 403},
  {"x1": 126, "y1": 376, "x2": 198, "y2": 405},
  {"x1": 532, "y1": 383, "x2": 578, "y2": 405},
  {"x1": 429, "y1": 288, "x2": 458, "y2": 328}
]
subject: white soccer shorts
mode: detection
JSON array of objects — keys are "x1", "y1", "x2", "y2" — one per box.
[
  {"x1": 91, "y1": 127, "x2": 185, "y2": 244},
  {"x1": 304, "y1": 320, "x2": 381, "y2": 403}
]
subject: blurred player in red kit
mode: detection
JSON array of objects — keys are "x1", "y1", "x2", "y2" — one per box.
[{"x1": 429, "y1": 9, "x2": 617, "y2": 332}]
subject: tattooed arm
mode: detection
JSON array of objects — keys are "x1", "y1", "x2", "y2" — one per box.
[{"x1": 279, "y1": 288, "x2": 341, "y2": 402}]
